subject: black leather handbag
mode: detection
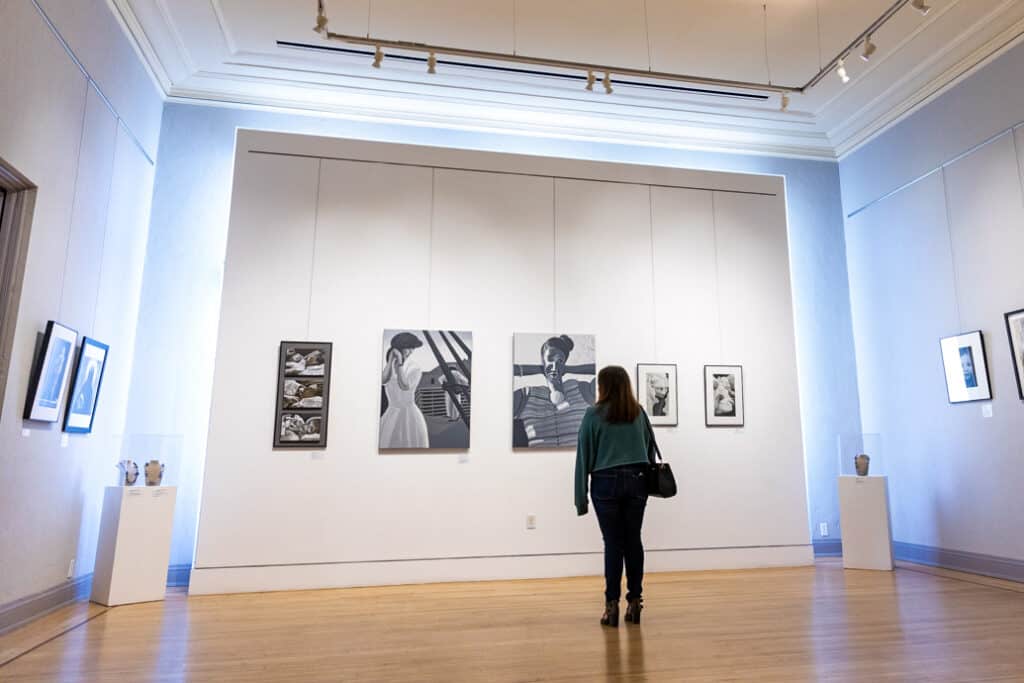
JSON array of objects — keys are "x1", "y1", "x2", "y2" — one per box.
[{"x1": 644, "y1": 413, "x2": 677, "y2": 498}]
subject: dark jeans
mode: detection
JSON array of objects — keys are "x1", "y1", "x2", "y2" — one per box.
[{"x1": 591, "y1": 464, "x2": 648, "y2": 602}]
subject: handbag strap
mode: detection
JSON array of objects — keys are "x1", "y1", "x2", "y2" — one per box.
[{"x1": 643, "y1": 409, "x2": 663, "y2": 463}]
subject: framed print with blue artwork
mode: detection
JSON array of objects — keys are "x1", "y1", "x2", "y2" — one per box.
[
  {"x1": 939, "y1": 330, "x2": 992, "y2": 404},
  {"x1": 64, "y1": 337, "x2": 109, "y2": 433},
  {"x1": 23, "y1": 321, "x2": 78, "y2": 422}
]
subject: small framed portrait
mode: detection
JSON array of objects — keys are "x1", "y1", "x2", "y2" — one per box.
[
  {"x1": 64, "y1": 337, "x2": 109, "y2": 434},
  {"x1": 23, "y1": 321, "x2": 78, "y2": 422},
  {"x1": 274, "y1": 342, "x2": 332, "y2": 448},
  {"x1": 636, "y1": 363, "x2": 677, "y2": 426},
  {"x1": 1005, "y1": 309, "x2": 1024, "y2": 401},
  {"x1": 704, "y1": 365, "x2": 744, "y2": 427},
  {"x1": 939, "y1": 331, "x2": 992, "y2": 403}
]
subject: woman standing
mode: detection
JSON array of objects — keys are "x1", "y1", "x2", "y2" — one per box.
[
  {"x1": 575, "y1": 365, "x2": 652, "y2": 627},
  {"x1": 380, "y1": 332, "x2": 430, "y2": 448}
]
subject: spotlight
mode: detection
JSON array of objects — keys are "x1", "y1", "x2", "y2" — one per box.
[
  {"x1": 585, "y1": 70, "x2": 595, "y2": 91},
  {"x1": 910, "y1": 0, "x2": 931, "y2": 16},
  {"x1": 314, "y1": 0, "x2": 328, "y2": 34},
  {"x1": 861, "y1": 35, "x2": 877, "y2": 62},
  {"x1": 427, "y1": 51, "x2": 437, "y2": 74},
  {"x1": 603, "y1": 71, "x2": 613, "y2": 94},
  {"x1": 780, "y1": 92, "x2": 790, "y2": 112},
  {"x1": 836, "y1": 58, "x2": 850, "y2": 84},
  {"x1": 372, "y1": 46, "x2": 383, "y2": 68}
]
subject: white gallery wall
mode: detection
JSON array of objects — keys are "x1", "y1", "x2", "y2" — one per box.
[
  {"x1": 190, "y1": 131, "x2": 811, "y2": 594},
  {"x1": 0, "y1": 0, "x2": 161, "y2": 609},
  {"x1": 841, "y1": 39, "x2": 1024, "y2": 569}
]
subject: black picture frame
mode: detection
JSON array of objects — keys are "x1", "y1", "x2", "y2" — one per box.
[
  {"x1": 636, "y1": 363, "x2": 678, "y2": 427},
  {"x1": 1005, "y1": 309, "x2": 1024, "y2": 401},
  {"x1": 274, "y1": 341, "x2": 333, "y2": 448},
  {"x1": 63, "y1": 336, "x2": 109, "y2": 434},
  {"x1": 704, "y1": 364, "x2": 744, "y2": 428},
  {"x1": 23, "y1": 320, "x2": 78, "y2": 422},
  {"x1": 939, "y1": 330, "x2": 992, "y2": 404}
]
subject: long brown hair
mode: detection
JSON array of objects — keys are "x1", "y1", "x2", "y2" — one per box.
[{"x1": 596, "y1": 365, "x2": 641, "y2": 423}]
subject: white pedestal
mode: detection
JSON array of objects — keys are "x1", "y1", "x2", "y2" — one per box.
[
  {"x1": 91, "y1": 486, "x2": 177, "y2": 606},
  {"x1": 837, "y1": 476, "x2": 894, "y2": 571}
]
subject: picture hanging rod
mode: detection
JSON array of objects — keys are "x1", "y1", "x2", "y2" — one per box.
[{"x1": 311, "y1": 0, "x2": 921, "y2": 99}]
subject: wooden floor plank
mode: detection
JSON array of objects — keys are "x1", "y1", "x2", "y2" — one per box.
[{"x1": 1, "y1": 562, "x2": 1022, "y2": 682}]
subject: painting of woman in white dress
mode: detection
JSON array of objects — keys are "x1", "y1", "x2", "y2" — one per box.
[{"x1": 380, "y1": 330, "x2": 473, "y2": 450}]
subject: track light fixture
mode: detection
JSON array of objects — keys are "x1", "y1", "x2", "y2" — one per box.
[
  {"x1": 427, "y1": 51, "x2": 437, "y2": 74},
  {"x1": 780, "y1": 92, "x2": 790, "y2": 112},
  {"x1": 861, "y1": 35, "x2": 877, "y2": 62},
  {"x1": 372, "y1": 45, "x2": 383, "y2": 68},
  {"x1": 836, "y1": 58, "x2": 850, "y2": 84},
  {"x1": 314, "y1": 0, "x2": 328, "y2": 34},
  {"x1": 910, "y1": 0, "x2": 931, "y2": 16},
  {"x1": 603, "y1": 72, "x2": 613, "y2": 95}
]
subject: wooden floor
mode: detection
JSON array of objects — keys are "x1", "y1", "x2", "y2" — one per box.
[{"x1": 2, "y1": 560, "x2": 1023, "y2": 682}]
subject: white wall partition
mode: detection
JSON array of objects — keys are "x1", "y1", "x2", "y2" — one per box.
[
  {"x1": 190, "y1": 130, "x2": 811, "y2": 594},
  {"x1": 0, "y1": 0, "x2": 160, "y2": 608}
]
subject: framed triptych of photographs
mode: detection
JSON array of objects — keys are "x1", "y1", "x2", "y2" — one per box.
[
  {"x1": 274, "y1": 342, "x2": 332, "y2": 448},
  {"x1": 636, "y1": 363, "x2": 677, "y2": 426},
  {"x1": 939, "y1": 331, "x2": 991, "y2": 404},
  {"x1": 704, "y1": 365, "x2": 744, "y2": 427}
]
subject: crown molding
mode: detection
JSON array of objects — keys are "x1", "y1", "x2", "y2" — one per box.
[
  {"x1": 107, "y1": 0, "x2": 1024, "y2": 163},
  {"x1": 831, "y1": 6, "x2": 1024, "y2": 158},
  {"x1": 166, "y1": 85, "x2": 838, "y2": 162}
]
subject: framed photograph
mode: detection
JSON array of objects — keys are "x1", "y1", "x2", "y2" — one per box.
[
  {"x1": 23, "y1": 321, "x2": 78, "y2": 422},
  {"x1": 940, "y1": 331, "x2": 992, "y2": 403},
  {"x1": 1006, "y1": 309, "x2": 1024, "y2": 401},
  {"x1": 63, "y1": 337, "x2": 109, "y2": 434},
  {"x1": 704, "y1": 365, "x2": 744, "y2": 427},
  {"x1": 274, "y1": 342, "x2": 332, "y2": 448},
  {"x1": 380, "y1": 330, "x2": 473, "y2": 450},
  {"x1": 637, "y1": 363, "x2": 677, "y2": 426},
  {"x1": 512, "y1": 333, "x2": 596, "y2": 448}
]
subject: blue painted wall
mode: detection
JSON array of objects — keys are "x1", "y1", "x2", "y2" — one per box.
[
  {"x1": 127, "y1": 102, "x2": 860, "y2": 568},
  {"x1": 840, "y1": 40, "x2": 1024, "y2": 562}
]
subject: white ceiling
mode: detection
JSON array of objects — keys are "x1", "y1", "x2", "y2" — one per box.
[{"x1": 114, "y1": 0, "x2": 1024, "y2": 159}]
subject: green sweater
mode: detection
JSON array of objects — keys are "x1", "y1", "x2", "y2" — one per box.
[{"x1": 574, "y1": 406, "x2": 651, "y2": 515}]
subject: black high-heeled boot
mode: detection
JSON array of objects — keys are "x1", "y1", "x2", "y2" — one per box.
[
  {"x1": 600, "y1": 600, "x2": 619, "y2": 627},
  {"x1": 625, "y1": 597, "x2": 643, "y2": 624}
]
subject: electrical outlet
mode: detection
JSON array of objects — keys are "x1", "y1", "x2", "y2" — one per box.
[
  {"x1": 526, "y1": 514, "x2": 537, "y2": 530},
  {"x1": 819, "y1": 522, "x2": 829, "y2": 537},
  {"x1": 66, "y1": 558, "x2": 76, "y2": 579}
]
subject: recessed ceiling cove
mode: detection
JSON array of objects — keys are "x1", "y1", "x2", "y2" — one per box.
[{"x1": 113, "y1": 0, "x2": 1024, "y2": 158}]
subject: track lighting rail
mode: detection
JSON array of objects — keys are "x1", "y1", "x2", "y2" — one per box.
[{"x1": 311, "y1": 0, "x2": 927, "y2": 104}]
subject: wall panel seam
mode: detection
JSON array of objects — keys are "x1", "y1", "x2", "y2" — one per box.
[
  {"x1": 246, "y1": 151, "x2": 778, "y2": 197},
  {"x1": 846, "y1": 127, "x2": 1024, "y2": 219}
]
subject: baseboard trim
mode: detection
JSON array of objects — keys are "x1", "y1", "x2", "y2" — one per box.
[
  {"x1": 812, "y1": 539, "x2": 843, "y2": 557},
  {"x1": 0, "y1": 574, "x2": 93, "y2": 635},
  {"x1": 189, "y1": 545, "x2": 815, "y2": 595},
  {"x1": 893, "y1": 542, "x2": 1024, "y2": 583}
]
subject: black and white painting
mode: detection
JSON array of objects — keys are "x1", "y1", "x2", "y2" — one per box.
[
  {"x1": 940, "y1": 331, "x2": 991, "y2": 403},
  {"x1": 637, "y1": 363, "x2": 677, "y2": 426},
  {"x1": 704, "y1": 365, "x2": 744, "y2": 427},
  {"x1": 512, "y1": 334, "x2": 596, "y2": 448},
  {"x1": 380, "y1": 330, "x2": 473, "y2": 450},
  {"x1": 275, "y1": 342, "x2": 332, "y2": 448},
  {"x1": 1005, "y1": 309, "x2": 1024, "y2": 400},
  {"x1": 64, "y1": 337, "x2": 109, "y2": 434},
  {"x1": 24, "y1": 321, "x2": 78, "y2": 422}
]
